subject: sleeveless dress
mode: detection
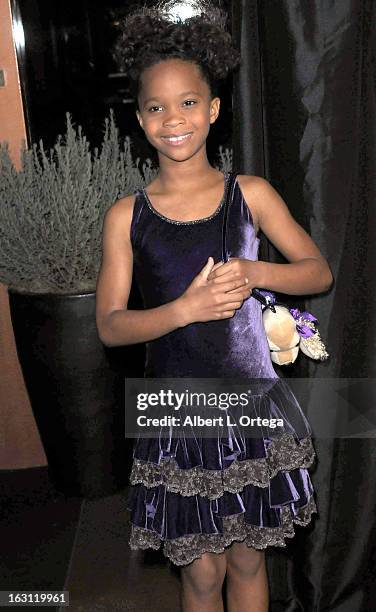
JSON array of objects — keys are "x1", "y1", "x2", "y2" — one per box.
[{"x1": 126, "y1": 172, "x2": 318, "y2": 566}]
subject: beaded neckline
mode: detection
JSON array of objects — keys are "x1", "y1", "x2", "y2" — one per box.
[{"x1": 141, "y1": 172, "x2": 231, "y2": 225}]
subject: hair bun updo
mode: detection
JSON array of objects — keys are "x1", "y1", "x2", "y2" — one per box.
[{"x1": 112, "y1": 5, "x2": 241, "y2": 100}]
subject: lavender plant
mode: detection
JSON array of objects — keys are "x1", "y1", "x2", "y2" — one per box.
[
  {"x1": 0, "y1": 112, "x2": 155, "y2": 294},
  {"x1": 215, "y1": 145, "x2": 233, "y2": 173},
  {"x1": 0, "y1": 112, "x2": 232, "y2": 294}
]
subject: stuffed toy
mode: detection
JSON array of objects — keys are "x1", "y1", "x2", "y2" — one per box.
[{"x1": 252, "y1": 289, "x2": 329, "y2": 366}]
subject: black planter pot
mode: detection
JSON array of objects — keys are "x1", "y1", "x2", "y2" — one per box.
[{"x1": 8, "y1": 288, "x2": 145, "y2": 499}]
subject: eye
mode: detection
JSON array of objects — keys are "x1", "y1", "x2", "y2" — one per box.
[
  {"x1": 183, "y1": 99, "x2": 197, "y2": 107},
  {"x1": 148, "y1": 105, "x2": 164, "y2": 113}
]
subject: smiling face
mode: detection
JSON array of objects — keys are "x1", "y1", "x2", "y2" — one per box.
[{"x1": 136, "y1": 59, "x2": 220, "y2": 165}]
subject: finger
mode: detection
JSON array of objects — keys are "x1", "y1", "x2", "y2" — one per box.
[
  {"x1": 207, "y1": 260, "x2": 226, "y2": 280},
  {"x1": 217, "y1": 278, "x2": 249, "y2": 293},
  {"x1": 209, "y1": 261, "x2": 234, "y2": 278},
  {"x1": 219, "y1": 291, "x2": 246, "y2": 305},
  {"x1": 218, "y1": 300, "x2": 243, "y2": 311},
  {"x1": 200, "y1": 257, "x2": 215, "y2": 280},
  {"x1": 223, "y1": 288, "x2": 251, "y2": 303},
  {"x1": 226, "y1": 289, "x2": 252, "y2": 300},
  {"x1": 226, "y1": 279, "x2": 252, "y2": 294},
  {"x1": 221, "y1": 310, "x2": 236, "y2": 318},
  {"x1": 211, "y1": 260, "x2": 225, "y2": 270},
  {"x1": 210, "y1": 270, "x2": 240, "y2": 285}
]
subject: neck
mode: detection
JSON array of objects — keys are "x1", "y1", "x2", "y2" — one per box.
[{"x1": 156, "y1": 148, "x2": 220, "y2": 191}]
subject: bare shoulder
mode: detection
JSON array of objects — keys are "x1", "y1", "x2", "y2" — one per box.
[
  {"x1": 103, "y1": 193, "x2": 137, "y2": 239},
  {"x1": 236, "y1": 174, "x2": 274, "y2": 234},
  {"x1": 236, "y1": 174, "x2": 270, "y2": 193},
  {"x1": 237, "y1": 174, "x2": 324, "y2": 263},
  {"x1": 236, "y1": 174, "x2": 292, "y2": 229},
  {"x1": 107, "y1": 193, "x2": 136, "y2": 222}
]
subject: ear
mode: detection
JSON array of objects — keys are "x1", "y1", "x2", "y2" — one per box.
[
  {"x1": 209, "y1": 97, "x2": 221, "y2": 124},
  {"x1": 136, "y1": 109, "x2": 144, "y2": 130}
]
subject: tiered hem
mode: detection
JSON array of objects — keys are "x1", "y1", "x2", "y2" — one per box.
[
  {"x1": 130, "y1": 433, "x2": 316, "y2": 499},
  {"x1": 128, "y1": 496, "x2": 317, "y2": 566}
]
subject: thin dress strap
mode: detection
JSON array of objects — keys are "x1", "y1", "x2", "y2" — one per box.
[
  {"x1": 221, "y1": 172, "x2": 238, "y2": 263},
  {"x1": 220, "y1": 173, "x2": 269, "y2": 308},
  {"x1": 130, "y1": 189, "x2": 146, "y2": 250}
]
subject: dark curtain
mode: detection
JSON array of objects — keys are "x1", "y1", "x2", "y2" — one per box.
[{"x1": 232, "y1": 1, "x2": 376, "y2": 610}]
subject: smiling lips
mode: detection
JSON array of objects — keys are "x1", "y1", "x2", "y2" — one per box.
[{"x1": 161, "y1": 132, "x2": 193, "y2": 146}]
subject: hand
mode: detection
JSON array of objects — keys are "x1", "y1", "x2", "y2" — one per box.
[
  {"x1": 207, "y1": 257, "x2": 264, "y2": 294},
  {"x1": 177, "y1": 257, "x2": 251, "y2": 325}
]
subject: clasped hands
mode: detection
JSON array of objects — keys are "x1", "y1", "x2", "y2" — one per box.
[
  {"x1": 178, "y1": 256, "x2": 265, "y2": 325},
  {"x1": 207, "y1": 257, "x2": 263, "y2": 296}
]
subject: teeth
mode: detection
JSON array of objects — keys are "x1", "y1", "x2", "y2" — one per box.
[{"x1": 163, "y1": 134, "x2": 191, "y2": 142}]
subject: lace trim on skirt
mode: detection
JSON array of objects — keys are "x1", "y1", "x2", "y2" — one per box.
[
  {"x1": 130, "y1": 433, "x2": 316, "y2": 500},
  {"x1": 128, "y1": 496, "x2": 317, "y2": 566}
]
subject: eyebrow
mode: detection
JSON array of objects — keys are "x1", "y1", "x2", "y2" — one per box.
[{"x1": 142, "y1": 91, "x2": 203, "y2": 106}]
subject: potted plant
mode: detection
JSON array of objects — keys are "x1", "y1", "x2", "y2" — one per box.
[{"x1": 0, "y1": 113, "x2": 154, "y2": 498}]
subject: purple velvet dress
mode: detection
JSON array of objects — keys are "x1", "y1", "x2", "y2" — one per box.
[{"x1": 126, "y1": 172, "x2": 317, "y2": 566}]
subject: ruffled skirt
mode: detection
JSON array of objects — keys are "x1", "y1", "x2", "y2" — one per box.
[{"x1": 126, "y1": 378, "x2": 318, "y2": 566}]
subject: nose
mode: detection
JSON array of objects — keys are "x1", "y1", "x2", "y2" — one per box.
[{"x1": 162, "y1": 108, "x2": 186, "y2": 128}]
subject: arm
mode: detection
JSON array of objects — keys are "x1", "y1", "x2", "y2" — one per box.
[
  {"x1": 236, "y1": 175, "x2": 334, "y2": 295},
  {"x1": 96, "y1": 195, "x2": 186, "y2": 347}
]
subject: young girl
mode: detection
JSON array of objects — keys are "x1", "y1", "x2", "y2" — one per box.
[{"x1": 96, "y1": 7, "x2": 333, "y2": 612}]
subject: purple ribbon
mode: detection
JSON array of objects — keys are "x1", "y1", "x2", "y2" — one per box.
[
  {"x1": 289, "y1": 308, "x2": 318, "y2": 338},
  {"x1": 258, "y1": 292, "x2": 319, "y2": 339}
]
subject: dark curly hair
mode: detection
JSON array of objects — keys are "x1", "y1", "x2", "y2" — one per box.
[{"x1": 112, "y1": 5, "x2": 241, "y2": 104}]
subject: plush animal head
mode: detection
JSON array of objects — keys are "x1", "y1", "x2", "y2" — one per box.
[{"x1": 262, "y1": 305, "x2": 300, "y2": 365}]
